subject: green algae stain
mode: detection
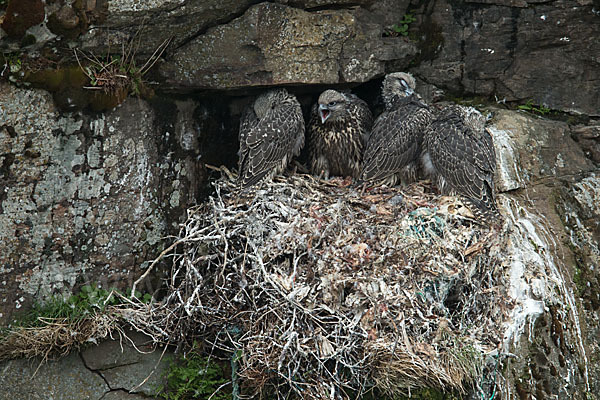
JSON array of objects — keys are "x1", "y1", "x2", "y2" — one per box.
[{"x1": 24, "y1": 66, "x2": 88, "y2": 92}]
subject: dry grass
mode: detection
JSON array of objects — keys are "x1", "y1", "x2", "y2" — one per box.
[
  {"x1": 122, "y1": 172, "x2": 507, "y2": 398},
  {"x1": 0, "y1": 312, "x2": 120, "y2": 362},
  {"x1": 0, "y1": 171, "x2": 508, "y2": 398}
]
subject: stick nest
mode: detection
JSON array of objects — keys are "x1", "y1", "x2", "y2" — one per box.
[{"x1": 129, "y1": 173, "x2": 506, "y2": 398}]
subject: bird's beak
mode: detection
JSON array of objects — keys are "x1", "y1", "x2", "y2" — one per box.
[{"x1": 318, "y1": 104, "x2": 330, "y2": 124}]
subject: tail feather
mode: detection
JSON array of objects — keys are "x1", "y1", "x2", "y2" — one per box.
[{"x1": 464, "y1": 197, "x2": 502, "y2": 224}]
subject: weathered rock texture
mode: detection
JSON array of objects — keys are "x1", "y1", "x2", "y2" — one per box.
[
  {"x1": 0, "y1": 83, "x2": 204, "y2": 323},
  {"x1": 1, "y1": 0, "x2": 600, "y2": 398},
  {"x1": 0, "y1": 352, "x2": 109, "y2": 399},
  {"x1": 81, "y1": 330, "x2": 169, "y2": 396},
  {"x1": 487, "y1": 108, "x2": 599, "y2": 397},
  {"x1": 2, "y1": 0, "x2": 598, "y2": 113},
  {"x1": 415, "y1": 0, "x2": 600, "y2": 116},
  {"x1": 159, "y1": 2, "x2": 416, "y2": 90},
  {"x1": 0, "y1": 332, "x2": 168, "y2": 400}
]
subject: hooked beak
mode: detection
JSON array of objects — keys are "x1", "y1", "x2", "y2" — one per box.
[{"x1": 318, "y1": 104, "x2": 330, "y2": 124}]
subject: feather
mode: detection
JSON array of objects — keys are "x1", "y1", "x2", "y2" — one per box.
[
  {"x1": 308, "y1": 90, "x2": 373, "y2": 179},
  {"x1": 423, "y1": 105, "x2": 500, "y2": 222},
  {"x1": 361, "y1": 74, "x2": 434, "y2": 186},
  {"x1": 238, "y1": 89, "x2": 305, "y2": 188}
]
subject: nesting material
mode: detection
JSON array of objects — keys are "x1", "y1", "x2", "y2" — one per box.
[
  {"x1": 133, "y1": 172, "x2": 506, "y2": 398},
  {"x1": 0, "y1": 312, "x2": 120, "y2": 362}
]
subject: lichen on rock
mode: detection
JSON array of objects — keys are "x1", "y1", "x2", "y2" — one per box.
[{"x1": 0, "y1": 84, "x2": 199, "y2": 324}]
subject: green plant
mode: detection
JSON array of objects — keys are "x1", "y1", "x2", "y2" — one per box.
[
  {"x1": 518, "y1": 99, "x2": 551, "y2": 115},
  {"x1": 388, "y1": 14, "x2": 417, "y2": 37},
  {"x1": 1, "y1": 52, "x2": 22, "y2": 77},
  {"x1": 7, "y1": 285, "x2": 151, "y2": 330},
  {"x1": 74, "y1": 31, "x2": 170, "y2": 97},
  {"x1": 0, "y1": 285, "x2": 154, "y2": 361},
  {"x1": 157, "y1": 350, "x2": 230, "y2": 400},
  {"x1": 8, "y1": 285, "x2": 113, "y2": 329}
]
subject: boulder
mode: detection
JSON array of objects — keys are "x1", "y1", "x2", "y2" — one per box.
[
  {"x1": 489, "y1": 109, "x2": 596, "y2": 192},
  {"x1": 415, "y1": 0, "x2": 600, "y2": 116},
  {"x1": 82, "y1": 331, "x2": 170, "y2": 396},
  {"x1": 485, "y1": 107, "x2": 600, "y2": 397},
  {"x1": 0, "y1": 84, "x2": 203, "y2": 323},
  {"x1": 159, "y1": 2, "x2": 416, "y2": 90},
  {"x1": 0, "y1": 352, "x2": 108, "y2": 400}
]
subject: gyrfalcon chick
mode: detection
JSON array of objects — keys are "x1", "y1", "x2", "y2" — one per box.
[
  {"x1": 422, "y1": 104, "x2": 500, "y2": 221},
  {"x1": 308, "y1": 90, "x2": 373, "y2": 179},
  {"x1": 238, "y1": 88, "x2": 305, "y2": 188},
  {"x1": 361, "y1": 72, "x2": 435, "y2": 186}
]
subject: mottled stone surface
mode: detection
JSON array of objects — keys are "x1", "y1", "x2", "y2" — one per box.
[
  {"x1": 554, "y1": 174, "x2": 600, "y2": 397},
  {"x1": 1, "y1": 0, "x2": 45, "y2": 38},
  {"x1": 414, "y1": 0, "x2": 600, "y2": 116},
  {"x1": 82, "y1": 331, "x2": 169, "y2": 395},
  {"x1": 488, "y1": 109, "x2": 596, "y2": 191},
  {"x1": 102, "y1": 391, "x2": 154, "y2": 400},
  {"x1": 0, "y1": 84, "x2": 203, "y2": 323},
  {"x1": 159, "y1": 2, "x2": 416, "y2": 90},
  {"x1": 0, "y1": 0, "x2": 599, "y2": 397},
  {"x1": 0, "y1": 352, "x2": 108, "y2": 399},
  {"x1": 484, "y1": 108, "x2": 600, "y2": 398},
  {"x1": 3, "y1": 0, "x2": 596, "y2": 115}
]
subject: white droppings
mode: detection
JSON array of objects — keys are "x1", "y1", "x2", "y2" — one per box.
[
  {"x1": 488, "y1": 126, "x2": 524, "y2": 192},
  {"x1": 559, "y1": 37, "x2": 570, "y2": 42},
  {"x1": 481, "y1": 48, "x2": 495, "y2": 54},
  {"x1": 499, "y1": 197, "x2": 590, "y2": 391},
  {"x1": 555, "y1": 153, "x2": 565, "y2": 168}
]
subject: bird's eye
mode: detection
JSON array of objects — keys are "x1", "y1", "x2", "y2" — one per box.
[{"x1": 328, "y1": 101, "x2": 337, "y2": 107}]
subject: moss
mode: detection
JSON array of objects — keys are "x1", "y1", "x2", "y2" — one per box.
[
  {"x1": 88, "y1": 88, "x2": 129, "y2": 112},
  {"x1": 24, "y1": 66, "x2": 88, "y2": 92},
  {"x1": 381, "y1": 388, "x2": 461, "y2": 400},
  {"x1": 22, "y1": 64, "x2": 135, "y2": 112},
  {"x1": 20, "y1": 34, "x2": 37, "y2": 47},
  {"x1": 156, "y1": 349, "x2": 230, "y2": 400}
]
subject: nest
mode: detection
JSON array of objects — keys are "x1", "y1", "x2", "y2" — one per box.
[{"x1": 126, "y1": 173, "x2": 506, "y2": 398}]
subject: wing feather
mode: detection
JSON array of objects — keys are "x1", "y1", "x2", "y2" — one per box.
[
  {"x1": 425, "y1": 106, "x2": 499, "y2": 219},
  {"x1": 239, "y1": 99, "x2": 304, "y2": 188},
  {"x1": 361, "y1": 99, "x2": 432, "y2": 183}
]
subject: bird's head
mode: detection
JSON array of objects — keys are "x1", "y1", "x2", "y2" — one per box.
[
  {"x1": 317, "y1": 90, "x2": 347, "y2": 124},
  {"x1": 254, "y1": 89, "x2": 286, "y2": 119},
  {"x1": 382, "y1": 72, "x2": 417, "y2": 108},
  {"x1": 455, "y1": 105, "x2": 486, "y2": 132}
]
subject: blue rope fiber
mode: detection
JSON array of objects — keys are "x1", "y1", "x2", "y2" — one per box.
[
  {"x1": 229, "y1": 326, "x2": 242, "y2": 400},
  {"x1": 480, "y1": 354, "x2": 499, "y2": 400}
]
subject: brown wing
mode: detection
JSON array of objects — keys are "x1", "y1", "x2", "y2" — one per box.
[
  {"x1": 238, "y1": 101, "x2": 304, "y2": 188},
  {"x1": 307, "y1": 103, "x2": 323, "y2": 172},
  {"x1": 425, "y1": 109, "x2": 499, "y2": 219},
  {"x1": 351, "y1": 96, "x2": 374, "y2": 144},
  {"x1": 361, "y1": 100, "x2": 433, "y2": 183}
]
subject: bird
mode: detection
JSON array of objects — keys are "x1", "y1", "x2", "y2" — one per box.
[
  {"x1": 422, "y1": 104, "x2": 500, "y2": 221},
  {"x1": 308, "y1": 89, "x2": 373, "y2": 179},
  {"x1": 360, "y1": 72, "x2": 435, "y2": 186},
  {"x1": 237, "y1": 88, "x2": 305, "y2": 188}
]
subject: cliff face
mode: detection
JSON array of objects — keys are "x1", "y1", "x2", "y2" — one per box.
[{"x1": 0, "y1": 0, "x2": 599, "y2": 398}]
